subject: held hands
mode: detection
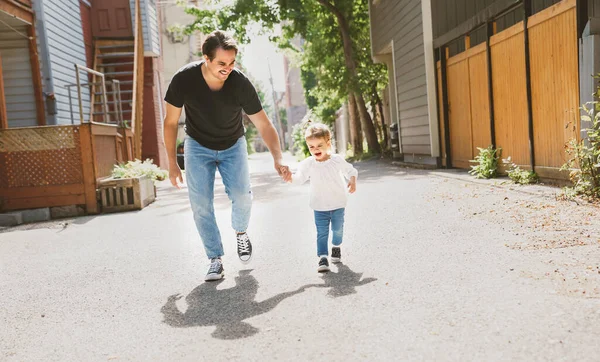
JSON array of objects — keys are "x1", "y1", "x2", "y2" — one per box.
[
  {"x1": 347, "y1": 177, "x2": 357, "y2": 194},
  {"x1": 275, "y1": 160, "x2": 292, "y2": 182},
  {"x1": 169, "y1": 163, "x2": 184, "y2": 189}
]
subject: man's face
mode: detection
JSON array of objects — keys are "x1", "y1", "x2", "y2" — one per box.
[
  {"x1": 204, "y1": 48, "x2": 237, "y2": 81},
  {"x1": 306, "y1": 137, "x2": 331, "y2": 161}
]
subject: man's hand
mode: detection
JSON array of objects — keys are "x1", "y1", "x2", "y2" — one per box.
[
  {"x1": 275, "y1": 160, "x2": 291, "y2": 182},
  {"x1": 169, "y1": 163, "x2": 184, "y2": 189},
  {"x1": 347, "y1": 177, "x2": 356, "y2": 194}
]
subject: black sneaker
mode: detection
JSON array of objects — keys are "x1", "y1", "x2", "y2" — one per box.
[
  {"x1": 318, "y1": 257, "x2": 330, "y2": 273},
  {"x1": 331, "y1": 247, "x2": 341, "y2": 263},
  {"x1": 205, "y1": 258, "x2": 224, "y2": 281},
  {"x1": 236, "y1": 233, "x2": 253, "y2": 264}
]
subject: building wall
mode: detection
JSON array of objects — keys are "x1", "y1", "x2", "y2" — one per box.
[
  {"x1": 0, "y1": 18, "x2": 37, "y2": 128},
  {"x1": 37, "y1": 0, "x2": 89, "y2": 125},
  {"x1": 159, "y1": 0, "x2": 205, "y2": 137},
  {"x1": 334, "y1": 103, "x2": 350, "y2": 155},
  {"x1": 432, "y1": 0, "x2": 563, "y2": 40},
  {"x1": 283, "y1": 48, "x2": 308, "y2": 146},
  {"x1": 159, "y1": 1, "x2": 200, "y2": 88},
  {"x1": 370, "y1": 0, "x2": 432, "y2": 156},
  {"x1": 142, "y1": 57, "x2": 167, "y2": 167},
  {"x1": 590, "y1": 0, "x2": 600, "y2": 16},
  {"x1": 129, "y1": 0, "x2": 161, "y2": 56}
]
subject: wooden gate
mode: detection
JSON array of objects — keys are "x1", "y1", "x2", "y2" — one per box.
[
  {"x1": 528, "y1": 0, "x2": 579, "y2": 178},
  {"x1": 490, "y1": 22, "x2": 530, "y2": 168},
  {"x1": 445, "y1": 43, "x2": 492, "y2": 169},
  {"x1": 437, "y1": 0, "x2": 579, "y2": 177}
]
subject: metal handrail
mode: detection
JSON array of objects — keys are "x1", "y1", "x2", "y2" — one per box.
[
  {"x1": 69, "y1": 66, "x2": 126, "y2": 126},
  {"x1": 74, "y1": 64, "x2": 110, "y2": 124}
]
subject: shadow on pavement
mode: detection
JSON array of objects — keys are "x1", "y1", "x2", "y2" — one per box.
[
  {"x1": 317, "y1": 263, "x2": 378, "y2": 297},
  {"x1": 161, "y1": 265, "x2": 377, "y2": 339},
  {"x1": 161, "y1": 270, "x2": 309, "y2": 339}
]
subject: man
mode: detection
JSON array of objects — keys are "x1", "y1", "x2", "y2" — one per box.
[{"x1": 163, "y1": 30, "x2": 291, "y2": 281}]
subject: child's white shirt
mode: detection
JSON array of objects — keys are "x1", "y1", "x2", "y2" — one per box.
[{"x1": 292, "y1": 154, "x2": 358, "y2": 211}]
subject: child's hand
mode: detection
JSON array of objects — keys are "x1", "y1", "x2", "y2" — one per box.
[{"x1": 347, "y1": 178, "x2": 356, "y2": 194}]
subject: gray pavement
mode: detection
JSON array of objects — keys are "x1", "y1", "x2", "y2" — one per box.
[{"x1": 1, "y1": 152, "x2": 599, "y2": 361}]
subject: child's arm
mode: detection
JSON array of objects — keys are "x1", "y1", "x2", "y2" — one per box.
[
  {"x1": 289, "y1": 159, "x2": 310, "y2": 185},
  {"x1": 347, "y1": 176, "x2": 356, "y2": 194},
  {"x1": 336, "y1": 156, "x2": 358, "y2": 193}
]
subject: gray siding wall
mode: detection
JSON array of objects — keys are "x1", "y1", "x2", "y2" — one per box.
[
  {"x1": 590, "y1": 0, "x2": 600, "y2": 17},
  {"x1": 0, "y1": 25, "x2": 37, "y2": 128},
  {"x1": 40, "y1": 0, "x2": 90, "y2": 125},
  {"x1": 130, "y1": 0, "x2": 161, "y2": 56},
  {"x1": 432, "y1": 0, "x2": 562, "y2": 40},
  {"x1": 370, "y1": 0, "x2": 431, "y2": 155}
]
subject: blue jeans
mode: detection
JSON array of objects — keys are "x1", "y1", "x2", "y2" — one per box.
[
  {"x1": 184, "y1": 136, "x2": 252, "y2": 259},
  {"x1": 313, "y1": 208, "x2": 345, "y2": 257}
]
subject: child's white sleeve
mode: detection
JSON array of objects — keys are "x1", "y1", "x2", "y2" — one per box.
[
  {"x1": 336, "y1": 155, "x2": 358, "y2": 180},
  {"x1": 292, "y1": 159, "x2": 311, "y2": 185}
]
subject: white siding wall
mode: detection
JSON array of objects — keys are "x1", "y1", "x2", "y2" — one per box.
[
  {"x1": 130, "y1": 0, "x2": 161, "y2": 56},
  {"x1": 41, "y1": 0, "x2": 90, "y2": 125},
  {"x1": 370, "y1": 0, "x2": 432, "y2": 156},
  {"x1": 0, "y1": 26, "x2": 37, "y2": 128}
]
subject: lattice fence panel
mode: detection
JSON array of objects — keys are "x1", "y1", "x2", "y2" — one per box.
[{"x1": 0, "y1": 126, "x2": 84, "y2": 188}]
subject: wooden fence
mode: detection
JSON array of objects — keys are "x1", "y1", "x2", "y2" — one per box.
[
  {"x1": 437, "y1": 0, "x2": 579, "y2": 179},
  {"x1": 0, "y1": 123, "x2": 134, "y2": 213},
  {"x1": 528, "y1": 1, "x2": 579, "y2": 178},
  {"x1": 445, "y1": 43, "x2": 492, "y2": 169},
  {"x1": 490, "y1": 22, "x2": 530, "y2": 169}
]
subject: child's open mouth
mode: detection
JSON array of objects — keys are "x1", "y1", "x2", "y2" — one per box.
[{"x1": 314, "y1": 152, "x2": 322, "y2": 157}]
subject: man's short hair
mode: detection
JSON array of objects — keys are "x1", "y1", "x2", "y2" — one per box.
[{"x1": 202, "y1": 30, "x2": 238, "y2": 61}]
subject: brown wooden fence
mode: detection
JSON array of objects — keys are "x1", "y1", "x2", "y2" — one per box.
[
  {"x1": 436, "y1": 0, "x2": 579, "y2": 179},
  {"x1": 445, "y1": 43, "x2": 492, "y2": 169},
  {"x1": 0, "y1": 123, "x2": 134, "y2": 213},
  {"x1": 528, "y1": 0, "x2": 579, "y2": 178},
  {"x1": 490, "y1": 22, "x2": 531, "y2": 169}
]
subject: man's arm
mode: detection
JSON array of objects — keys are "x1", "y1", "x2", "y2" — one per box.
[
  {"x1": 163, "y1": 103, "x2": 184, "y2": 188},
  {"x1": 247, "y1": 110, "x2": 291, "y2": 182}
]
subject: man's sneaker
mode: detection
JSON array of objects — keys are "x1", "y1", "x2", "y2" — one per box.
[
  {"x1": 318, "y1": 257, "x2": 330, "y2": 273},
  {"x1": 236, "y1": 233, "x2": 253, "y2": 264},
  {"x1": 205, "y1": 258, "x2": 224, "y2": 281},
  {"x1": 331, "y1": 247, "x2": 341, "y2": 263}
]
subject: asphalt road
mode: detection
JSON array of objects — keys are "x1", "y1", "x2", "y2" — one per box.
[{"x1": 1, "y1": 152, "x2": 599, "y2": 361}]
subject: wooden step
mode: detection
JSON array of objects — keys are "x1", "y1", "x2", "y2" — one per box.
[
  {"x1": 95, "y1": 90, "x2": 133, "y2": 96},
  {"x1": 93, "y1": 100, "x2": 131, "y2": 105},
  {"x1": 94, "y1": 109, "x2": 132, "y2": 116},
  {"x1": 98, "y1": 52, "x2": 134, "y2": 58},
  {"x1": 105, "y1": 71, "x2": 134, "y2": 77},
  {"x1": 98, "y1": 44, "x2": 133, "y2": 50},
  {"x1": 98, "y1": 62, "x2": 135, "y2": 67}
]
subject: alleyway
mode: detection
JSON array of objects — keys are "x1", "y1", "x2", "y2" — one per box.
[{"x1": 1, "y1": 152, "x2": 599, "y2": 361}]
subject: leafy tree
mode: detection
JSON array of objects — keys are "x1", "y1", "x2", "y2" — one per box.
[{"x1": 182, "y1": 0, "x2": 388, "y2": 155}]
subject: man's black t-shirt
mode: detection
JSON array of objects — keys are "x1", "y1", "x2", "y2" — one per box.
[{"x1": 164, "y1": 61, "x2": 263, "y2": 150}]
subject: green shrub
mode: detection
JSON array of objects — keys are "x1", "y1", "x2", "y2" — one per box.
[
  {"x1": 292, "y1": 122, "x2": 310, "y2": 159},
  {"x1": 111, "y1": 159, "x2": 168, "y2": 183},
  {"x1": 469, "y1": 145, "x2": 501, "y2": 179},
  {"x1": 561, "y1": 102, "x2": 600, "y2": 199},
  {"x1": 503, "y1": 157, "x2": 539, "y2": 184}
]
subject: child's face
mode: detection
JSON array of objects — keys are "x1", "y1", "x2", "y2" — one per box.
[{"x1": 306, "y1": 137, "x2": 331, "y2": 161}]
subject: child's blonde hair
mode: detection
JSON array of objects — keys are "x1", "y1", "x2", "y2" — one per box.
[{"x1": 304, "y1": 122, "x2": 331, "y2": 141}]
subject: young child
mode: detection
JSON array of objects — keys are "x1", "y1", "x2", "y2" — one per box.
[{"x1": 290, "y1": 122, "x2": 358, "y2": 272}]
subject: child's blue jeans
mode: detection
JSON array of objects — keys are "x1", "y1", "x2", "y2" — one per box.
[{"x1": 313, "y1": 208, "x2": 345, "y2": 257}]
